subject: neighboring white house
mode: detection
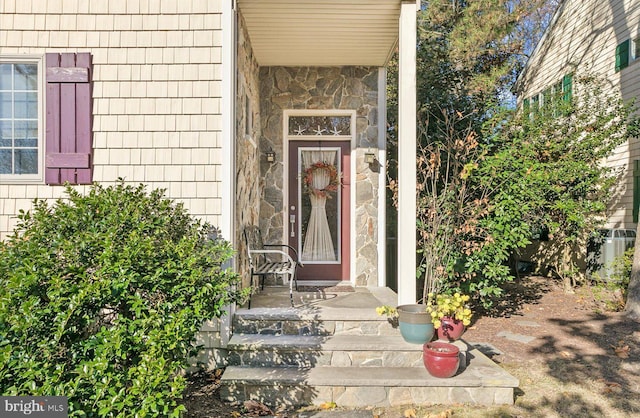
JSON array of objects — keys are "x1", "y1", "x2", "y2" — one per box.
[
  {"x1": 0, "y1": 0, "x2": 420, "y2": 364},
  {"x1": 516, "y1": 0, "x2": 640, "y2": 229}
]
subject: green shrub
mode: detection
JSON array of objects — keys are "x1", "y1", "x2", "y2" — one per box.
[
  {"x1": 0, "y1": 182, "x2": 246, "y2": 417},
  {"x1": 591, "y1": 247, "x2": 633, "y2": 311},
  {"x1": 606, "y1": 247, "x2": 634, "y2": 290}
]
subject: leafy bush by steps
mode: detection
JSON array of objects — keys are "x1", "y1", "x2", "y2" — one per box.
[{"x1": 0, "y1": 182, "x2": 246, "y2": 417}]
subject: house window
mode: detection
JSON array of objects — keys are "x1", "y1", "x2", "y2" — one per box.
[
  {"x1": 0, "y1": 60, "x2": 42, "y2": 180},
  {"x1": 553, "y1": 80, "x2": 563, "y2": 103},
  {"x1": 541, "y1": 87, "x2": 551, "y2": 114},
  {"x1": 531, "y1": 94, "x2": 540, "y2": 116},
  {"x1": 551, "y1": 80, "x2": 563, "y2": 116},
  {"x1": 1, "y1": 53, "x2": 93, "y2": 185},
  {"x1": 632, "y1": 36, "x2": 640, "y2": 61},
  {"x1": 522, "y1": 74, "x2": 572, "y2": 120}
]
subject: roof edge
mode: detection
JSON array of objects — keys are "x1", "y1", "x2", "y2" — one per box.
[{"x1": 514, "y1": 0, "x2": 567, "y2": 93}]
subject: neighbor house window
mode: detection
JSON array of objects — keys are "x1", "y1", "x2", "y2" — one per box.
[
  {"x1": 0, "y1": 60, "x2": 41, "y2": 180},
  {"x1": 632, "y1": 36, "x2": 640, "y2": 61},
  {"x1": 541, "y1": 87, "x2": 551, "y2": 114},
  {"x1": 531, "y1": 94, "x2": 539, "y2": 116},
  {"x1": 522, "y1": 73, "x2": 573, "y2": 120}
]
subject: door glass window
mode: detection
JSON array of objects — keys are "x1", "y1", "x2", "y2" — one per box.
[
  {"x1": 299, "y1": 148, "x2": 341, "y2": 263},
  {"x1": 288, "y1": 116, "x2": 351, "y2": 136}
]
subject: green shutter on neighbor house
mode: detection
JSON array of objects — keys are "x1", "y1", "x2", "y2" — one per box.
[
  {"x1": 634, "y1": 160, "x2": 640, "y2": 223},
  {"x1": 562, "y1": 74, "x2": 573, "y2": 103},
  {"x1": 523, "y1": 97, "x2": 530, "y2": 113},
  {"x1": 616, "y1": 39, "x2": 630, "y2": 72}
]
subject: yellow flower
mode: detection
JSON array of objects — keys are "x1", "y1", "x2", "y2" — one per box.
[
  {"x1": 426, "y1": 292, "x2": 473, "y2": 327},
  {"x1": 376, "y1": 305, "x2": 397, "y2": 317}
]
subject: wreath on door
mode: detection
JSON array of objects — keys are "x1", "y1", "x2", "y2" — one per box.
[{"x1": 302, "y1": 161, "x2": 340, "y2": 198}]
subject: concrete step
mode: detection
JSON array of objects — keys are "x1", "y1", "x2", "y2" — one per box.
[
  {"x1": 219, "y1": 344, "x2": 519, "y2": 408},
  {"x1": 227, "y1": 334, "x2": 424, "y2": 367},
  {"x1": 233, "y1": 307, "x2": 396, "y2": 336}
]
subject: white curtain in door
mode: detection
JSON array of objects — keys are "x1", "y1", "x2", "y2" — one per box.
[{"x1": 302, "y1": 150, "x2": 337, "y2": 261}]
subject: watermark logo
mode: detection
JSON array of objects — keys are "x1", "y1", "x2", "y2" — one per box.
[{"x1": 0, "y1": 397, "x2": 67, "y2": 417}]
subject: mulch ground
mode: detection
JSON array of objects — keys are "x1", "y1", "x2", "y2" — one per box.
[
  {"x1": 464, "y1": 276, "x2": 639, "y2": 369},
  {"x1": 183, "y1": 276, "x2": 640, "y2": 417}
]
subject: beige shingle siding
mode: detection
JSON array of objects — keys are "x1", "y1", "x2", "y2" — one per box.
[
  {"x1": 518, "y1": 0, "x2": 640, "y2": 228},
  {"x1": 0, "y1": 0, "x2": 225, "y2": 239}
]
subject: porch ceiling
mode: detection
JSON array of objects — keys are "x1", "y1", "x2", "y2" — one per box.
[{"x1": 237, "y1": 0, "x2": 401, "y2": 67}]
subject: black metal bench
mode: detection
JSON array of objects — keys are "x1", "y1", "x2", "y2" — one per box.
[{"x1": 243, "y1": 225, "x2": 301, "y2": 308}]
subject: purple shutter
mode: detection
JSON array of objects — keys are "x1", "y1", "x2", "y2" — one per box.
[{"x1": 45, "y1": 52, "x2": 93, "y2": 185}]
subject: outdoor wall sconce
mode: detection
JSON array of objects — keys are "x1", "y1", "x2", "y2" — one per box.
[
  {"x1": 364, "y1": 149, "x2": 376, "y2": 164},
  {"x1": 266, "y1": 149, "x2": 276, "y2": 163}
]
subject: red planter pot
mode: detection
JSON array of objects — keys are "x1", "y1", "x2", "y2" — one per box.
[
  {"x1": 436, "y1": 316, "x2": 465, "y2": 341},
  {"x1": 423, "y1": 341, "x2": 460, "y2": 378}
]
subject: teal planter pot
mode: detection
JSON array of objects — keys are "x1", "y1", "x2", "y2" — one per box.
[{"x1": 397, "y1": 304, "x2": 435, "y2": 344}]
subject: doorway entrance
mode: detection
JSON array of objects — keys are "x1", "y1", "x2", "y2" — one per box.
[{"x1": 288, "y1": 140, "x2": 350, "y2": 280}]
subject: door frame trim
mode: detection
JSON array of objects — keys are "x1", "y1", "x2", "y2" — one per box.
[{"x1": 282, "y1": 109, "x2": 357, "y2": 285}]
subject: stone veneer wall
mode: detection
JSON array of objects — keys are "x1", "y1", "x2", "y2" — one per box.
[
  {"x1": 259, "y1": 67, "x2": 381, "y2": 286},
  {"x1": 234, "y1": 13, "x2": 261, "y2": 289}
]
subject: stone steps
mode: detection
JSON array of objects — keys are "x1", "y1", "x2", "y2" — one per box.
[
  {"x1": 220, "y1": 347, "x2": 518, "y2": 408},
  {"x1": 227, "y1": 334, "x2": 423, "y2": 367},
  {"x1": 232, "y1": 307, "x2": 395, "y2": 336},
  {"x1": 221, "y1": 303, "x2": 519, "y2": 409}
]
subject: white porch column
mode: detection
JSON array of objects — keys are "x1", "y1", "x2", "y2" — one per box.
[
  {"x1": 397, "y1": 0, "x2": 418, "y2": 305},
  {"x1": 221, "y1": 0, "x2": 236, "y2": 245},
  {"x1": 219, "y1": 0, "x2": 237, "y2": 345}
]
